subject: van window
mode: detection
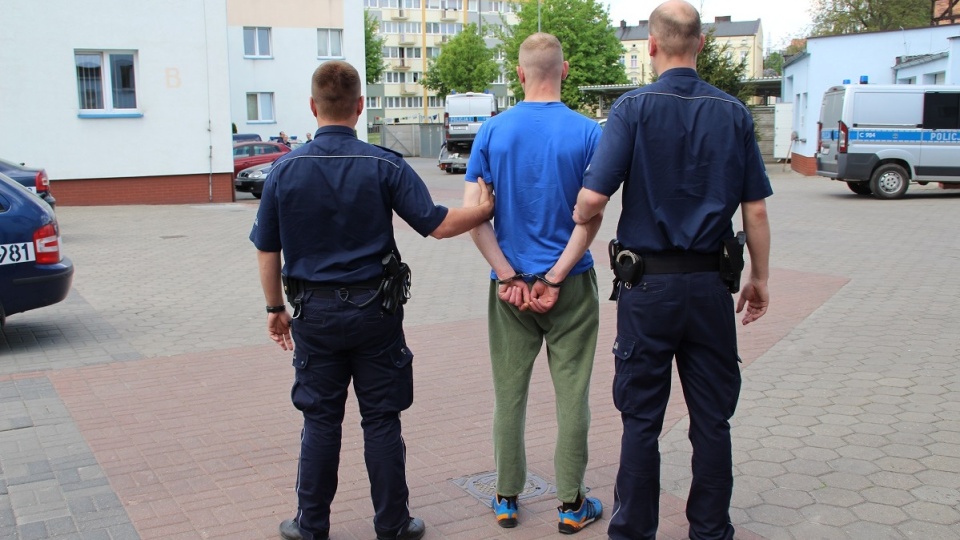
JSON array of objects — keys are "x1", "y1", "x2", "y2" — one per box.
[
  {"x1": 923, "y1": 92, "x2": 960, "y2": 130},
  {"x1": 852, "y1": 92, "x2": 922, "y2": 127}
]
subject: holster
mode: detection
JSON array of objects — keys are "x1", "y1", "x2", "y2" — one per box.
[
  {"x1": 719, "y1": 232, "x2": 746, "y2": 293},
  {"x1": 380, "y1": 253, "x2": 411, "y2": 314},
  {"x1": 281, "y1": 273, "x2": 306, "y2": 319},
  {"x1": 608, "y1": 239, "x2": 643, "y2": 301}
]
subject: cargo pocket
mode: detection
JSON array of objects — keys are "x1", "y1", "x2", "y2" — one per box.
[
  {"x1": 611, "y1": 334, "x2": 637, "y2": 414},
  {"x1": 385, "y1": 336, "x2": 414, "y2": 411}
]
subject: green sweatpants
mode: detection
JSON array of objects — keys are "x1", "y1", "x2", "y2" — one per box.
[{"x1": 488, "y1": 269, "x2": 599, "y2": 503}]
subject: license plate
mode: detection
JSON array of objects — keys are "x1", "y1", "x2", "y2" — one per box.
[
  {"x1": 0, "y1": 242, "x2": 36, "y2": 265},
  {"x1": 451, "y1": 126, "x2": 466, "y2": 130}
]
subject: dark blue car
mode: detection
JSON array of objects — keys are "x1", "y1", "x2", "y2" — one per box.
[
  {"x1": 0, "y1": 157, "x2": 56, "y2": 209},
  {"x1": 0, "y1": 172, "x2": 73, "y2": 327}
]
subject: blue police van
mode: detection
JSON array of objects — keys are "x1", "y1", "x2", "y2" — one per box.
[
  {"x1": 0, "y1": 172, "x2": 73, "y2": 327},
  {"x1": 816, "y1": 84, "x2": 960, "y2": 199}
]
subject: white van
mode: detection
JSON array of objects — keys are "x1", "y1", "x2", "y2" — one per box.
[
  {"x1": 816, "y1": 84, "x2": 960, "y2": 199},
  {"x1": 443, "y1": 92, "x2": 497, "y2": 151}
]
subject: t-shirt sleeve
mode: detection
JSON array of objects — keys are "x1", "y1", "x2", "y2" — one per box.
[
  {"x1": 582, "y1": 99, "x2": 633, "y2": 197},
  {"x1": 390, "y1": 159, "x2": 449, "y2": 237},
  {"x1": 249, "y1": 168, "x2": 282, "y2": 251},
  {"x1": 464, "y1": 122, "x2": 490, "y2": 184}
]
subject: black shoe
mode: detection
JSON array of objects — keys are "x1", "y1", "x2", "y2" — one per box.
[
  {"x1": 375, "y1": 517, "x2": 426, "y2": 540},
  {"x1": 279, "y1": 518, "x2": 329, "y2": 540}
]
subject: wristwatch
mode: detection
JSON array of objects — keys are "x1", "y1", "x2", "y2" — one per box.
[{"x1": 265, "y1": 304, "x2": 286, "y2": 313}]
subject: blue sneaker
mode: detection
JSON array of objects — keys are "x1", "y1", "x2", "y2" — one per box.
[
  {"x1": 491, "y1": 494, "x2": 518, "y2": 528},
  {"x1": 557, "y1": 497, "x2": 602, "y2": 534}
]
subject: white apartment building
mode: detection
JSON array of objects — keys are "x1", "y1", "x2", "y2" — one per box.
[
  {"x1": 227, "y1": 0, "x2": 367, "y2": 142},
  {"x1": 0, "y1": 0, "x2": 235, "y2": 205},
  {"x1": 363, "y1": 0, "x2": 518, "y2": 126}
]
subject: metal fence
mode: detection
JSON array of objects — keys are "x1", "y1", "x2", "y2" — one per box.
[{"x1": 378, "y1": 123, "x2": 444, "y2": 159}]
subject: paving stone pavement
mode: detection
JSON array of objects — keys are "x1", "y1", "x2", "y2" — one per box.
[{"x1": 1, "y1": 158, "x2": 959, "y2": 539}]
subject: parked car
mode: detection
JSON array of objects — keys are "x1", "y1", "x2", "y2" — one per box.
[
  {"x1": 234, "y1": 161, "x2": 274, "y2": 199},
  {"x1": 0, "y1": 172, "x2": 73, "y2": 328},
  {"x1": 232, "y1": 141, "x2": 290, "y2": 177},
  {"x1": 0, "y1": 157, "x2": 55, "y2": 209},
  {"x1": 233, "y1": 133, "x2": 262, "y2": 142}
]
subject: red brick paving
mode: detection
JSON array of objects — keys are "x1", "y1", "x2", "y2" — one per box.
[{"x1": 42, "y1": 266, "x2": 846, "y2": 539}]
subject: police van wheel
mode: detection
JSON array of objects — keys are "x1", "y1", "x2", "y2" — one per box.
[
  {"x1": 846, "y1": 181, "x2": 872, "y2": 195},
  {"x1": 869, "y1": 164, "x2": 909, "y2": 200}
]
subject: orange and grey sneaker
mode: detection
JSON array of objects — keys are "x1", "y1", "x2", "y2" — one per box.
[
  {"x1": 492, "y1": 494, "x2": 518, "y2": 528},
  {"x1": 557, "y1": 497, "x2": 603, "y2": 534}
]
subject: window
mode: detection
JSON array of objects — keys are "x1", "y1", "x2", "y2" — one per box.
[
  {"x1": 364, "y1": 0, "x2": 380, "y2": 6},
  {"x1": 429, "y1": 96, "x2": 444, "y2": 108},
  {"x1": 383, "y1": 47, "x2": 400, "y2": 58},
  {"x1": 494, "y1": 72, "x2": 506, "y2": 84},
  {"x1": 630, "y1": 55, "x2": 637, "y2": 68},
  {"x1": 426, "y1": 47, "x2": 441, "y2": 58},
  {"x1": 75, "y1": 51, "x2": 139, "y2": 113},
  {"x1": 246, "y1": 92, "x2": 275, "y2": 122},
  {"x1": 923, "y1": 92, "x2": 960, "y2": 129},
  {"x1": 385, "y1": 96, "x2": 402, "y2": 108},
  {"x1": 318, "y1": 29, "x2": 343, "y2": 58},
  {"x1": 367, "y1": 96, "x2": 381, "y2": 108},
  {"x1": 426, "y1": 0, "x2": 441, "y2": 7},
  {"x1": 740, "y1": 51, "x2": 748, "y2": 63},
  {"x1": 384, "y1": 72, "x2": 404, "y2": 83},
  {"x1": 404, "y1": 47, "x2": 422, "y2": 59},
  {"x1": 404, "y1": 0, "x2": 421, "y2": 7},
  {"x1": 243, "y1": 27, "x2": 271, "y2": 57}
]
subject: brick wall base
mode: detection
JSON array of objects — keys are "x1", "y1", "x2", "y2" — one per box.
[
  {"x1": 51, "y1": 173, "x2": 236, "y2": 206},
  {"x1": 790, "y1": 153, "x2": 818, "y2": 176}
]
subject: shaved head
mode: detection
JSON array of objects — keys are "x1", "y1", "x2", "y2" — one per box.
[
  {"x1": 650, "y1": 0, "x2": 702, "y2": 57},
  {"x1": 518, "y1": 32, "x2": 565, "y2": 82}
]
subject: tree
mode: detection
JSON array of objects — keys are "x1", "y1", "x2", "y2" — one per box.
[
  {"x1": 422, "y1": 24, "x2": 499, "y2": 100},
  {"x1": 695, "y1": 31, "x2": 752, "y2": 104},
  {"x1": 364, "y1": 10, "x2": 386, "y2": 84},
  {"x1": 784, "y1": 39, "x2": 807, "y2": 56},
  {"x1": 501, "y1": 0, "x2": 628, "y2": 110},
  {"x1": 764, "y1": 51, "x2": 784, "y2": 75},
  {"x1": 810, "y1": 0, "x2": 930, "y2": 36}
]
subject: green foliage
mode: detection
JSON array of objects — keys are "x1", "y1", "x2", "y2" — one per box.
[
  {"x1": 764, "y1": 51, "x2": 784, "y2": 75},
  {"x1": 695, "y1": 31, "x2": 752, "y2": 103},
  {"x1": 422, "y1": 24, "x2": 499, "y2": 100},
  {"x1": 364, "y1": 11, "x2": 386, "y2": 85},
  {"x1": 501, "y1": 0, "x2": 628, "y2": 110},
  {"x1": 810, "y1": 0, "x2": 930, "y2": 36}
]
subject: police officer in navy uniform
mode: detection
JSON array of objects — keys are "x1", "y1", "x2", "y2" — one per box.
[
  {"x1": 573, "y1": 1, "x2": 772, "y2": 539},
  {"x1": 251, "y1": 60, "x2": 494, "y2": 540}
]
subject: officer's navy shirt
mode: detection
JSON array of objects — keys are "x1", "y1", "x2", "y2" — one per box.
[
  {"x1": 250, "y1": 125, "x2": 448, "y2": 283},
  {"x1": 583, "y1": 68, "x2": 772, "y2": 253}
]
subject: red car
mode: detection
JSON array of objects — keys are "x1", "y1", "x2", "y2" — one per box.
[{"x1": 232, "y1": 141, "x2": 290, "y2": 177}]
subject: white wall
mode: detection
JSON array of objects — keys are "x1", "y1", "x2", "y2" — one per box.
[
  {"x1": 0, "y1": 0, "x2": 233, "y2": 180},
  {"x1": 226, "y1": 1, "x2": 367, "y2": 143},
  {"x1": 783, "y1": 25, "x2": 960, "y2": 159}
]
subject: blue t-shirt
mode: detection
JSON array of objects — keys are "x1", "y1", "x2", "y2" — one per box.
[
  {"x1": 465, "y1": 101, "x2": 602, "y2": 278},
  {"x1": 250, "y1": 126, "x2": 447, "y2": 283},
  {"x1": 583, "y1": 68, "x2": 772, "y2": 253}
]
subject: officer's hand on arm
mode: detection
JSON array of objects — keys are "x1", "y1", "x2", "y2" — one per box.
[
  {"x1": 737, "y1": 199, "x2": 771, "y2": 325},
  {"x1": 573, "y1": 188, "x2": 609, "y2": 225},
  {"x1": 431, "y1": 178, "x2": 494, "y2": 239}
]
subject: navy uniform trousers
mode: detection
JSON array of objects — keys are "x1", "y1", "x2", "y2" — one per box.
[
  {"x1": 607, "y1": 272, "x2": 741, "y2": 540},
  {"x1": 289, "y1": 288, "x2": 414, "y2": 540}
]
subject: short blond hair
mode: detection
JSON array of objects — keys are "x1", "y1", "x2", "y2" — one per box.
[
  {"x1": 311, "y1": 61, "x2": 361, "y2": 121},
  {"x1": 518, "y1": 32, "x2": 564, "y2": 82}
]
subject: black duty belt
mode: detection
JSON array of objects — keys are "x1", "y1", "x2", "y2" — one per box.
[
  {"x1": 639, "y1": 251, "x2": 720, "y2": 274},
  {"x1": 301, "y1": 278, "x2": 382, "y2": 292}
]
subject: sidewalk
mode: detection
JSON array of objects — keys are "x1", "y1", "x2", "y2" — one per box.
[{"x1": 2, "y1": 164, "x2": 960, "y2": 539}]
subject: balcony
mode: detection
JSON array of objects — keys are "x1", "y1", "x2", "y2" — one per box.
[
  {"x1": 399, "y1": 33, "x2": 416, "y2": 45},
  {"x1": 388, "y1": 9, "x2": 408, "y2": 20},
  {"x1": 441, "y1": 9, "x2": 459, "y2": 21},
  {"x1": 393, "y1": 59, "x2": 411, "y2": 71},
  {"x1": 400, "y1": 84, "x2": 418, "y2": 96}
]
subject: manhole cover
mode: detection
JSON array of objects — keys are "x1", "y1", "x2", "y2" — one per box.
[{"x1": 451, "y1": 471, "x2": 554, "y2": 503}]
